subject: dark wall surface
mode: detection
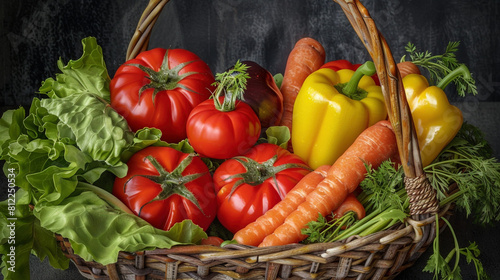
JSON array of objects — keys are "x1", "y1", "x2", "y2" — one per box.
[
  {"x1": 2, "y1": 0, "x2": 500, "y2": 108},
  {"x1": 1, "y1": 0, "x2": 499, "y2": 279}
]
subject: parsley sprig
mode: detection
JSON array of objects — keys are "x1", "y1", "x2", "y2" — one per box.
[
  {"x1": 400, "y1": 41, "x2": 477, "y2": 96},
  {"x1": 301, "y1": 212, "x2": 358, "y2": 244},
  {"x1": 427, "y1": 123, "x2": 500, "y2": 225},
  {"x1": 424, "y1": 216, "x2": 488, "y2": 280},
  {"x1": 211, "y1": 60, "x2": 250, "y2": 112}
]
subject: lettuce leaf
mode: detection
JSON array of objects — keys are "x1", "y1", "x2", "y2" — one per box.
[
  {"x1": 38, "y1": 92, "x2": 134, "y2": 167},
  {"x1": 38, "y1": 37, "x2": 111, "y2": 102},
  {"x1": 0, "y1": 36, "x2": 187, "y2": 280},
  {"x1": 260, "y1": 126, "x2": 291, "y2": 149},
  {"x1": 0, "y1": 189, "x2": 69, "y2": 280},
  {"x1": 35, "y1": 189, "x2": 206, "y2": 265}
]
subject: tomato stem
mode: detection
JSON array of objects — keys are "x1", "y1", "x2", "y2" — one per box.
[
  {"x1": 225, "y1": 155, "x2": 311, "y2": 198},
  {"x1": 124, "y1": 154, "x2": 208, "y2": 216},
  {"x1": 128, "y1": 50, "x2": 199, "y2": 103}
]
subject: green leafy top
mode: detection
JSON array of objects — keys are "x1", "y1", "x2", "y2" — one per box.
[
  {"x1": 400, "y1": 41, "x2": 477, "y2": 96},
  {"x1": 358, "y1": 160, "x2": 406, "y2": 212},
  {"x1": 211, "y1": 60, "x2": 250, "y2": 111},
  {"x1": 426, "y1": 123, "x2": 500, "y2": 225},
  {"x1": 423, "y1": 216, "x2": 488, "y2": 280}
]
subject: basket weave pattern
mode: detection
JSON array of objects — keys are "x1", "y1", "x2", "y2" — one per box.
[{"x1": 56, "y1": 0, "x2": 453, "y2": 279}]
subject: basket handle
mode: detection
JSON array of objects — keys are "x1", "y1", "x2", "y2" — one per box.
[
  {"x1": 333, "y1": 0, "x2": 438, "y2": 215},
  {"x1": 126, "y1": 0, "x2": 170, "y2": 61}
]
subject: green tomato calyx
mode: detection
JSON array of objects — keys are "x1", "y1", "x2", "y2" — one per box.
[
  {"x1": 124, "y1": 154, "x2": 207, "y2": 216},
  {"x1": 129, "y1": 49, "x2": 199, "y2": 103},
  {"x1": 224, "y1": 155, "x2": 311, "y2": 199}
]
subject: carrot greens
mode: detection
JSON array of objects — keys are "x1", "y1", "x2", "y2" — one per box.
[
  {"x1": 424, "y1": 216, "x2": 488, "y2": 280},
  {"x1": 427, "y1": 123, "x2": 500, "y2": 224},
  {"x1": 303, "y1": 161, "x2": 408, "y2": 243},
  {"x1": 304, "y1": 121, "x2": 499, "y2": 279},
  {"x1": 400, "y1": 41, "x2": 477, "y2": 96},
  {"x1": 302, "y1": 211, "x2": 357, "y2": 244}
]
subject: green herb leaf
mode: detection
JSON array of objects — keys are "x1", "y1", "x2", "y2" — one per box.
[
  {"x1": 358, "y1": 160, "x2": 405, "y2": 212},
  {"x1": 426, "y1": 123, "x2": 500, "y2": 225},
  {"x1": 302, "y1": 212, "x2": 357, "y2": 244},
  {"x1": 260, "y1": 126, "x2": 291, "y2": 149},
  {"x1": 212, "y1": 61, "x2": 250, "y2": 111},
  {"x1": 423, "y1": 216, "x2": 489, "y2": 280},
  {"x1": 460, "y1": 242, "x2": 489, "y2": 279},
  {"x1": 401, "y1": 41, "x2": 477, "y2": 96}
]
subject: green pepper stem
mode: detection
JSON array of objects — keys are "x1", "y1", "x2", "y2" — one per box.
[
  {"x1": 342, "y1": 61, "x2": 376, "y2": 98},
  {"x1": 436, "y1": 64, "x2": 472, "y2": 90}
]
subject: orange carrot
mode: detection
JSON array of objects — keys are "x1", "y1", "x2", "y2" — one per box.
[
  {"x1": 397, "y1": 61, "x2": 421, "y2": 78},
  {"x1": 279, "y1": 37, "x2": 325, "y2": 148},
  {"x1": 332, "y1": 193, "x2": 365, "y2": 220},
  {"x1": 233, "y1": 165, "x2": 329, "y2": 246},
  {"x1": 258, "y1": 120, "x2": 398, "y2": 247}
]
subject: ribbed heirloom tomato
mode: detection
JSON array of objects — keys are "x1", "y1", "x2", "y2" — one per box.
[
  {"x1": 213, "y1": 143, "x2": 312, "y2": 233},
  {"x1": 186, "y1": 61, "x2": 261, "y2": 159},
  {"x1": 110, "y1": 48, "x2": 215, "y2": 143},
  {"x1": 112, "y1": 146, "x2": 217, "y2": 231},
  {"x1": 186, "y1": 96, "x2": 261, "y2": 159}
]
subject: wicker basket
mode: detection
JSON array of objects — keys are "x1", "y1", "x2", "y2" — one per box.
[{"x1": 56, "y1": 0, "x2": 454, "y2": 279}]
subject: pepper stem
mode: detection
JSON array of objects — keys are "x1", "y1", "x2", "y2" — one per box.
[
  {"x1": 436, "y1": 64, "x2": 471, "y2": 90},
  {"x1": 341, "y1": 61, "x2": 376, "y2": 100}
]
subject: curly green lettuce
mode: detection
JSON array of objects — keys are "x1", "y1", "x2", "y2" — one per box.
[{"x1": 0, "y1": 37, "x2": 205, "y2": 280}]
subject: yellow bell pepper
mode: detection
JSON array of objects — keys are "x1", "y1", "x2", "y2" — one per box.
[
  {"x1": 402, "y1": 65, "x2": 469, "y2": 167},
  {"x1": 292, "y1": 61, "x2": 387, "y2": 169}
]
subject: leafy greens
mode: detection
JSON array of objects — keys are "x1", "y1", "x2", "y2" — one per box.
[{"x1": 0, "y1": 37, "x2": 206, "y2": 280}]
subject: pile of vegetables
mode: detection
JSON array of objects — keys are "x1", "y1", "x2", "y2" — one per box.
[{"x1": 0, "y1": 34, "x2": 499, "y2": 280}]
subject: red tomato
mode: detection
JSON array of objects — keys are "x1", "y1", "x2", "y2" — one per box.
[
  {"x1": 200, "y1": 236, "x2": 224, "y2": 246},
  {"x1": 213, "y1": 143, "x2": 311, "y2": 233},
  {"x1": 112, "y1": 146, "x2": 217, "y2": 231},
  {"x1": 186, "y1": 97, "x2": 261, "y2": 159},
  {"x1": 110, "y1": 48, "x2": 215, "y2": 143}
]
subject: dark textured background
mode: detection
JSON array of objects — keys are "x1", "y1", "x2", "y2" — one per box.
[{"x1": 1, "y1": 0, "x2": 499, "y2": 279}]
